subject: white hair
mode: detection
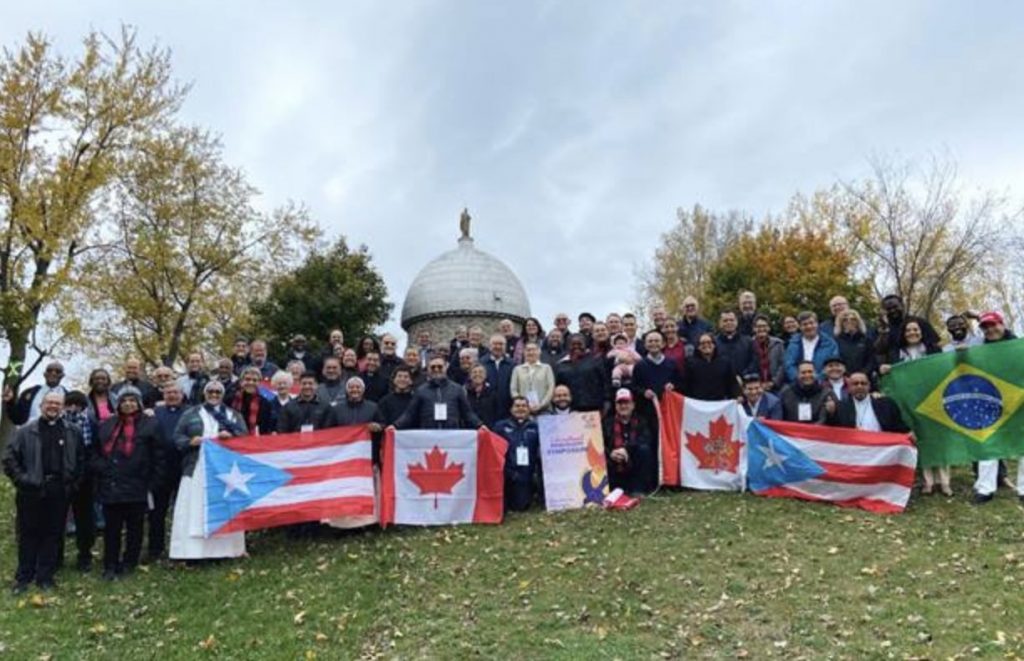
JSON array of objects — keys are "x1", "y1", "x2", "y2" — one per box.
[{"x1": 271, "y1": 370, "x2": 293, "y2": 387}]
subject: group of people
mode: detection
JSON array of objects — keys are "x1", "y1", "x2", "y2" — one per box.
[{"x1": 2, "y1": 290, "x2": 1019, "y2": 594}]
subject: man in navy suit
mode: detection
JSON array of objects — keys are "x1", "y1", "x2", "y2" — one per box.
[{"x1": 740, "y1": 373, "x2": 782, "y2": 420}]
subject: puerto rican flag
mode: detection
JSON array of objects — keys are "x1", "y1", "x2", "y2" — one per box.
[
  {"x1": 747, "y1": 420, "x2": 917, "y2": 514},
  {"x1": 659, "y1": 392, "x2": 749, "y2": 491},
  {"x1": 380, "y1": 429, "x2": 507, "y2": 527},
  {"x1": 203, "y1": 425, "x2": 375, "y2": 535}
]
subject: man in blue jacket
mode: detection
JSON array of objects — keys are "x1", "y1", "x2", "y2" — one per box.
[
  {"x1": 740, "y1": 374, "x2": 782, "y2": 420},
  {"x1": 494, "y1": 397, "x2": 542, "y2": 512},
  {"x1": 481, "y1": 335, "x2": 514, "y2": 414},
  {"x1": 784, "y1": 311, "x2": 839, "y2": 383}
]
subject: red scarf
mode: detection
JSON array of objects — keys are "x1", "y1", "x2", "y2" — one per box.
[
  {"x1": 104, "y1": 413, "x2": 138, "y2": 458},
  {"x1": 753, "y1": 338, "x2": 772, "y2": 383},
  {"x1": 610, "y1": 416, "x2": 636, "y2": 473},
  {"x1": 232, "y1": 390, "x2": 262, "y2": 432}
]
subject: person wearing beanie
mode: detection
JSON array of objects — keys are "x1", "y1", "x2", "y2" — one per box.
[{"x1": 91, "y1": 386, "x2": 163, "y2": 580}]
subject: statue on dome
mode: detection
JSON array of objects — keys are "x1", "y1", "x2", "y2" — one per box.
[{"x1": 459, "y1": 207, "x2": 471, "y2": 240}]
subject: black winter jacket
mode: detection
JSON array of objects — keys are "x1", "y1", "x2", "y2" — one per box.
[{"x1": 92, "y1": 414, "x2": 163, "y2": 504}]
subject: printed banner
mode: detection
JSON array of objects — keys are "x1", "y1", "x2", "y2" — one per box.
[{"x1": 537, "y1": 411, "x2": 609, "y2": 511}]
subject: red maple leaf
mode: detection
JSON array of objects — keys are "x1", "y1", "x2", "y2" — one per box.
[
  {"x1": 684, "y1": 415, "x2": 741, "y2": 473},
  {"x1": 406, "y1": 446, "x2": 465, "y2": 508}
]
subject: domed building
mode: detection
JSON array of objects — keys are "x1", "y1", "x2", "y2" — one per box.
[{"x1": 401, "y1": 209, "x2": 531, "y2": 345}]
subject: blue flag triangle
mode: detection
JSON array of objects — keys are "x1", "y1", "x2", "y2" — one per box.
[
  {"x1": 203, "y1": 441, "x2": 292, "y2": 536},
  {"x1": 747, "y1": 421, "x2": 825, "y2": 492}
]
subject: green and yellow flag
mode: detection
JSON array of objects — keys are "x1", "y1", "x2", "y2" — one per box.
[{"x1": 881, "y1": 339, "x2": 1024, "y2": 467}]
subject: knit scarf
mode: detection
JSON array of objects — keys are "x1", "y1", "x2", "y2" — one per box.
[
  {"x1": 610, "y1": 416, "x2": 636, "y2": 473},
  {"x1": 232, "y1": 390, "x2": 262, "y2": 432},
  {"x1": 753, "y1": 338, "x2": 772, "y2": 383},
  {"x1": 104, "y1": 413, "x2": 138, "y2": 458}
]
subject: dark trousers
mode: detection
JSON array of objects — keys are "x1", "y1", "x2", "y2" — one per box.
[
  {"x1": 147, "y1": 485, "x2": 175, "y2": 558},
  {"x1": 70, "y1": 480, "x2": 96, "y2": 562},
  {"x1": 102, "y1": 502, "x2": 146, "y2": 572},
  {"x1": 608, "y1": 443, "x2": 655, "y2": 495},
  {"x1": 15, "y1": 481, "x2": 67, "y2": 586}
]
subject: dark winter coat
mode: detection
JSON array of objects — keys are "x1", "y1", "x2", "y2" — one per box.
[
  {"x1": 394, "y1": 378, "x2": 483, "y2": 430},
  {"x1": 92, "y1": 414, "x2": 163, "y2": 504}
]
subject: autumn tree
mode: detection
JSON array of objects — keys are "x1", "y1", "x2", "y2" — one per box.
[
  {"x1": 0, "y1": 29, "x2": 184, "y2": 390},
  {"x1": 834, "y1": 155, "x2": 1017, "y2": 322},
  {"x1": 250, "y1": 238, "x2": 392, "y2": 361},
  {"x1": 635, "y1": 205, "x2": 753, "y2": 318},
  {"x1": 704, "y1": 224, "x2": 874, "y2": 326},
  {"x1": 86, "y1": 126, "x2": 318, "y2": 367}
]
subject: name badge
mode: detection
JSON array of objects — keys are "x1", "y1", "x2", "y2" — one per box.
[
  {"x1": 516, "y1": 446, "x2": 529, "y2": 466},
  {"x1": 434, "y1": 403, "x2": 448, "y2": 422},
  {"x1": 300, "y1": 424, "x2": 314, "y2": 433},
  {"x1": 798, "y1": 402, "x2": 812, "y2": 421}
]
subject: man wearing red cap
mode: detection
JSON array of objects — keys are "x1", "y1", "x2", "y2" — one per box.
[
  {"x1": 973, "y1": 311, "x2": 1020, "y2": 504},
  {"x1": 601, "y1": 388, "x2": 654, "y2": 495}
]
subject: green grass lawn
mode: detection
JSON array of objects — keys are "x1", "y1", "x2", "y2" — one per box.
[{"x1": 1, "y1": 471, "x2": 1023, "y2": 659}]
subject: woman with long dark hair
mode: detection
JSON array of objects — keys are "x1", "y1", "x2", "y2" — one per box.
[{"x1": 512, "y1": 317, "x2": 545, "y2": 364}]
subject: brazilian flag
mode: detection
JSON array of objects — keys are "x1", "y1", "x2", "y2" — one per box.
[{"x1": 881, "y1": 339, "x2": 1024, "y2": 467}]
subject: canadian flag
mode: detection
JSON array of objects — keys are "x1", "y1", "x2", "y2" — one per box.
[
  {"x1": 659, "y1": 392, "x2": 749, "y2": 491},
  {"x1": 380, "y1": 429, "x2": 507, "y2": 526}
]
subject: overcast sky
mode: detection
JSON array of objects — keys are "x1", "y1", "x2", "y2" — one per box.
[{"x1": 5, "y1": 1, "x2": 1024, "y2": 342}]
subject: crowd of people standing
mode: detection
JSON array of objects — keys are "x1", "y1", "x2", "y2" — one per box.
[{"x1": 2, "y1": 290, "x2": 1019, "y2": 593}]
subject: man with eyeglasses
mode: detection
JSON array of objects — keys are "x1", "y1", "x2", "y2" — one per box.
[
  {"x1": 677, "y1": 296, "x2": 713, "y2": 348},
  {"x1": 4, "y1": 391, "x2": 85, "y2": 592},
  {"x1": 378, "y1": 334, "x2": 403, "y2": 382},
  {"x1": 393, "y1": 357, "x2": 483, "y2": 430},
  {"x1": 827, "y1": 371, "x2": 907, "y2": 433},
  {"x1": 4, "y1": 361, "x2": 70, "y2": 426}
]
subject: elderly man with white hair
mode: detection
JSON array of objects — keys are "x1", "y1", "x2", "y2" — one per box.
[{"x1": 326, "y1": 377, "x2": 381, "y2": 430}]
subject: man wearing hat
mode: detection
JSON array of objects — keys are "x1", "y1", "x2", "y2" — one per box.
[
  {"x1": 740, "y1": 374, "x2": 782, "y2": 420},
  {"x1": 601, "y1": 388, "x2": 654, "y2": 494},
  {"x1": 821, "y1": 356, "x2": 849, "y2": 402},
  {"x1": 285, "y1": 334, "x2": 318, "y2": 374},
  {"x1": 973, "y1": 311, "x2": 1020, "y2": 504},
  {"x1": 4, "y1": 361, "x2": 69, "y2": 426}
]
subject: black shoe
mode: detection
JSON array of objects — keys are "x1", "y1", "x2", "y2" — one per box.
[
  {"x1": 11, "y1": 581, "x2": 30, "y2": 595},
  {"x1": 36, "y1": 580, "x2": 55, "y2": 591},
  {"x1": 76, "y1": 557, "x2": 92, "y2": 573},
  {"x1": 101, "y1": 569, "x2": 117, "y2": 581},
  {"x1": 972, "y1": 492, "x2": 994, "y2": 505}
]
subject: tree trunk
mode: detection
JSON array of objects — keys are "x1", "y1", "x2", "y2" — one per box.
[{"x1": 0, "y1": 328, "x2": 30, "y2": 446}]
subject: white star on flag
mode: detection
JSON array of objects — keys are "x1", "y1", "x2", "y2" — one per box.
[
  {"x1": 760, "y1": 440, "x2": 787, "y2": 471},
  {"x1": 217, "y1": 461, "x2": 256, "y2": 498}
]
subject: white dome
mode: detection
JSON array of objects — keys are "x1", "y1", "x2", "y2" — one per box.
[{"x1": 401, "y1": 236, "x2": 531, "y2": 329}]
